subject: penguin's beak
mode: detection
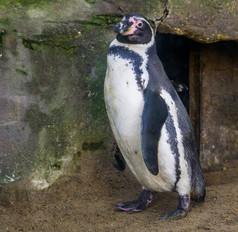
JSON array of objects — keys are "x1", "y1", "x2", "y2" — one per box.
[{"x1": 114, "y1": 21, "x2": 133, "y2": 35}]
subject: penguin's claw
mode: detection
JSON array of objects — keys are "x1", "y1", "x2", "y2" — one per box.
[
  {"x1": 158, "y1": 209, "x2": 187, "y2": 221},
  {"x1": 116, "y1": 189, "x2": 153, "y2": 213}
]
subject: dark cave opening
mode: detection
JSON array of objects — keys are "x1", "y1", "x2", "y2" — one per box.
[{"x1": 156, "y1": 33, "x2": 190, "y2": 112}]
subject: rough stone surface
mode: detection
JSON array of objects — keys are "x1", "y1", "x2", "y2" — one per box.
[
  {"x1": 160, "y1": 0, "x2": 238, "y2": 42},
  {"x1": 0, "y1": 1, "x2": 117, "y2": 188},
  {"x1": 199, "y1": 42, "x2": 238, "y2": 168}
]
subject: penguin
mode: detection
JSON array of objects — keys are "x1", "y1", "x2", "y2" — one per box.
[{"x1": 104, "y1": 14, "x2": 206, "y2": 220}]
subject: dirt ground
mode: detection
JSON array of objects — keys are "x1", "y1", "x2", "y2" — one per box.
[{"x1": 0, "y1": 157, "x2": 238, "y2": 232}]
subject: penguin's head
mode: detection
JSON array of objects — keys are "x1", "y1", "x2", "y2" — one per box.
[{"x1": 114, "y1": 14, "x2": 154, "y2": 45}]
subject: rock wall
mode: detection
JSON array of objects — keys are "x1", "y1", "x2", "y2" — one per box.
[
  {"x1": 0, "y1": 0, "x2": 118, "y2": 189},
  {"x1": 161, "y1": 0, "x2": 238, "y2": 42}
]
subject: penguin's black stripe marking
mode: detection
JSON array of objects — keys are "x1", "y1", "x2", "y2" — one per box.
[
  {"x1": 165, "y1": 115, "x2": 181, "y2": 188},
  {"x1": 142, "y1": 89, "x2": 168, "y2": 175},
  {"x1": 108, "y1": 45, "x2": 144, "y2": 91},
  {"x1": 166, "y1": 89, "x2": 183, "y2": 188}
]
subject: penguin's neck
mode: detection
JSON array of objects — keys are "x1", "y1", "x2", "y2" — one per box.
[{"x1": 111, "y1": 36, "x2": 156, "y2": 57}]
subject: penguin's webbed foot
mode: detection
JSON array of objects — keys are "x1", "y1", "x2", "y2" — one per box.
[
  {"x1": 116, "y1": 189, "x2": 153, "y2": 213},
  {"x1": 158, "y1": 195, "x2": 190, "y2": 221}
]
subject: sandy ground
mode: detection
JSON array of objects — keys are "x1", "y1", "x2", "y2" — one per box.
[{"x1": 0, "y1": 157, "x2": 238, "y2": 232}]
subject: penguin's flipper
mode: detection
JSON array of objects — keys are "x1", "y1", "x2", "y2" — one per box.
[{"x1": 142, "y1": 90, "x2": 168, "y2": 175}]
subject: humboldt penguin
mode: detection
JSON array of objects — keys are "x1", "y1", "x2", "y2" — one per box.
[{"x1": 104, "y1": 14, "x2": 206, "y2": 220}]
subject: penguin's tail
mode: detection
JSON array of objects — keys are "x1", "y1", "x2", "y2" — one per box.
[{"x1": 191, "y1": 165, "x2": 206, "y2": 202}]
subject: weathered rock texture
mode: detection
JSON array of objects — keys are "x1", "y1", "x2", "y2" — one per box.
[
  {"x1": 0, "y1": 0, "x2": 238, "y2": 189},
  {"x1": 160, "y1": 0, "x2": 238, "y2": 42},
  {"x1": 199, "y1": 42, "x2": 238, "y2": 168}
]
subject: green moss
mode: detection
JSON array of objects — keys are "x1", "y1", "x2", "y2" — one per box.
[
  {"x1": 22, "y1": 36, "x2": 77, "y2": 51},
  {"x1": 85, "y1": 0, "x2": 95, "y2": 3},
  {"x1": 90, "y1": 15, "x2": 122, "y2": 26},
  {"x1": 81, "y1": 15, "x2": 122, "y2": 33},
  {"x1": 15, "y1": 68, "x2": 28, "y2": 75},
  {"x1": 0, "y1": 0, "x2": 51, "y2": 8},
  {"x1": 21, "y1": 26, "x2": 82, "y2": 51},
  {"x1": 82, "y1": 140, "x2": 105, "y2": 151},
  {"x1": 0, "y1": 18, "x2": 10, "y2": 25},
  {"x1": 0, "y1": 30, "x2": 6, "y2": 47}
]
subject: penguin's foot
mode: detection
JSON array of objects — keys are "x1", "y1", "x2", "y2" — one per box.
[
  {"x1": 158, "y1": 195, "x2": 190, "y2": 221},
  {"x1": 116, "y1": 189, "x2": 153, "y2": 213}
]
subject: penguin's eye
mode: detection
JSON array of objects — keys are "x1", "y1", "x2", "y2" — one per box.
[{"x1": 137, "y1": 22, "x2": 143, "y2": 28}]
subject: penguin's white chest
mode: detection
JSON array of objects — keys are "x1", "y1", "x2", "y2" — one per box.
[{"x1": 104, "y1": 54, "x2": 145, "y2": 152}]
